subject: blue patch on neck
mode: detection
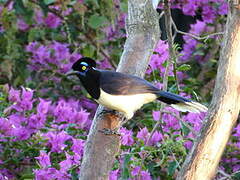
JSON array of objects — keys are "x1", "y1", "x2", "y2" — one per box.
[{"x1": 80, "y1": 62, "x2": 89, "y2": 66}]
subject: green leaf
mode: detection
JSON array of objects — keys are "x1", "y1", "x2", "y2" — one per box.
[
  {"x1": 82, "y1": 45, "x2": 95, "y2": 57},
  {"x1": 44, "y1": 0, "x2": 56, "y2": 5},
  {"x1": 88, "y1": 14, "x2": 107, "y2": 29},
  {"x1": 13, "y1": 0, "x2": 34, "y2": 23},
  {"x1": 38, "y1": 0, "x2": 49, "y2": 15},
  {"x1": 121, "y1": 154, "x2": 131, "y2": 179},
  {"x1": 167, "y1": 161, "x2": 178, "y2": 176},
  {"x1": 233, "y1": 172, "x2": 240, "y2": 180},
  {"x1": 181, "y1": 122, "x2": 191, "y2": 136},
  {"x1": 177, "y1": 64, "x2": 191, "y2": 72},
  {"x1": 120, "y1": 2, "x2": 128, "y2": 12}
]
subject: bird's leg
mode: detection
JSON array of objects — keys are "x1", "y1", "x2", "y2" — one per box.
[
  {"x1": 109, "y1": 115, "x2": 129, "y2": 134},
  {"x1": 98, "y1": 112, "x2": 127, "y2": 136},
  {"x1": 118, "y1": 116, "x2": 129, "y2": 128}
]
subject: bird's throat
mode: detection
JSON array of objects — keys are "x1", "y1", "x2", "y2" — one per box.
[{"x1": 78, "y1": 70, "x2": 101, "y2": 99}]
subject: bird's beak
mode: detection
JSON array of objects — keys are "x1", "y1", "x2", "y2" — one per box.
[{"x1": 66, "y1": 70, "x2": 79, "y2": 76}]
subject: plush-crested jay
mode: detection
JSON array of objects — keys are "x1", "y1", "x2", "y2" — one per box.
[{"x1": 67, "y1": 57, "x2": 207, "y2": 119}]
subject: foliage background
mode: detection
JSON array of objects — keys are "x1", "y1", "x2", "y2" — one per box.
[{"x1": 0, "y1": 0, "x2": 238, "y2": 179}]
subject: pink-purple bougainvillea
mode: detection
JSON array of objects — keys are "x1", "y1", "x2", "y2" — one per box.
[{"x1": 0, "y1": 0, "x2": 238, "y2": 179}]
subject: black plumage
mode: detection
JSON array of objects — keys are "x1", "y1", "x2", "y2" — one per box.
[{"x1": 67, "y1": 57, "x2": 207, "y2": 119}]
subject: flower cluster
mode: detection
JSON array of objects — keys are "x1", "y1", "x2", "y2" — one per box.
[
  {"x1": 0, "y1": 0, "x2": 238, "y2": 179},
  {"x1": 0, "y1": 86, "x2": 90, "y2": 179},
  {"x1": 26, "y1": 41, "x2": 81, "y2": 73}
]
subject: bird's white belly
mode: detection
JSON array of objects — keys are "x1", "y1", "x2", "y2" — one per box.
[{"x1": 96, "y1": 89, "x2": 157, "y2": 119}]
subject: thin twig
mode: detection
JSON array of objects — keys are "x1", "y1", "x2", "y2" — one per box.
[
  {"x1": 162, "y1": 0, "x2": 172, "y2": 91},
  {"x1": 164, "y1": 0, "x2": 179, "y2": 93},
  {"x1": 218, "y1": 169, "x2": 232, "y2": 180},
  {"x1": 171, "y1": 18, "x2": 224, "y2": 40}
]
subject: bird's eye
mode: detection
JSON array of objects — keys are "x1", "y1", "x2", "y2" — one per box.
[{"x1": 82, "y1": 66, "x2": 87, "y2": 71}]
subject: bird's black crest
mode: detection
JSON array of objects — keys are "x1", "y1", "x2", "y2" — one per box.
[{"x1": 72, "y1": 57, "x2": 96, "y2": 71}]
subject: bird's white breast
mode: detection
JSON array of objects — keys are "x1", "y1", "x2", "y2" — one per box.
[{"x1": 96, "y1": 89, "x2": 157, "y2": 119}]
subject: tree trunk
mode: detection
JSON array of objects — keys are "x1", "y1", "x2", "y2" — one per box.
[
  {"x1": 177, "y1": 2, "x2": 240, "y2": 180},
  {"x1": 79, "y1": 0, "x2": 160, "y2": 179}
]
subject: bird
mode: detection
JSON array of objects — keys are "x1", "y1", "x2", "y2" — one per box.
[{"x1": 67, "y1": 57, "x2": 208, "y2": 120}]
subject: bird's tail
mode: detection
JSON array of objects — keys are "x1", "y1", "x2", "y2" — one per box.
[{"x1": 156, "y1": 91, "x2": 208, "y2": 113}]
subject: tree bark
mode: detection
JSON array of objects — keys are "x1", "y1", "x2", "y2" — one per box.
[
  {"x1": 177, "y1": 2, "x2": 240, "y2": 180},
  {"x1": 79, "y1": 1, "x2": 160, "y2": 179}
]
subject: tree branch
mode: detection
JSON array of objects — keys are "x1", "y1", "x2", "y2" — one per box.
[
  {"x1": 171, "y1": 18, "x2": 224, "y2": 41},
  {"x1": 177, "y1": 1, "x2": 240, "y2": 179},
  {"x1": 78, "y1": 0, "x2": 160, "y2": 179}
]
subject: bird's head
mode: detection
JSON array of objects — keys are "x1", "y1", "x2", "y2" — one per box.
[{"x1": 67, "y1": 57, "x2": 96, "y2": 77}]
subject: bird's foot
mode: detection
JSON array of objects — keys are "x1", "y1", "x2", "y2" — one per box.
[
  {"x1": 119, "y1": 117, "x2": 129, "y2": 127},
  {"x1": 98, "y1": 128, "x2": 120, "y2": 136},
  {"x1": 99, "y1": 109, "x2": 117, "y2": 116}
]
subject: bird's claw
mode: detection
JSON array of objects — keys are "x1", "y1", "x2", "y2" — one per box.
[
  {"x1": 99, "y1": 109, "x2": 117, "y2": 115},
  {"x1": 98, "y1": 128, "x2": 120, "y2": 136}
]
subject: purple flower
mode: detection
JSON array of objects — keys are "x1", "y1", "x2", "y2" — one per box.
[
  {"x1": 17, "y1": 19, "x2": 29, "y2": 31},
  {"x1": 12, "y1": 127, "x2": 32, "y2": 140},
  {"x1": 69, "y1": 52, "x2": 82, "y2": 63},
  {"x1": 44, "y1": 13, "x2": 62, "y2": 28},
  {"x1": 10, "y1": 87, "x2": 35, "y2": 112},
  {"x1": 109, "y1": 169, "x2": 119, "y2": 180},
  {"x1": 59, "y1": 153, "x2": 75, "y2": 172},
  {"x1": 97, "y1": 59, "x2": 113, "y2": 70},
  {"x1": 0, "y1": 168, "x2": 14, "y2": 180},
  {"x1": 131, "y1": 166, "x2": 151, "y2": 180},
  {"x1": 44, "y1": 131, "x2": 71, "y2": 153},
  {"x1": 202, "y1": 5, "x2": 216, "y2": 23},
  {"x1": 52, "y1": 99, "x2": 90, "y2": 128},
  {"x1": 37, "y1": 98, "x2": 51, "y2": 115},
  {"x1": 8, "y1": 114, "x2": 26, "y2": 128},
  {"x1": 26, "y1": 41, "x2": 81, "y2": 73},
  {"x1": 74, "y1": 109, "x2": 90, "y2": 128},
  {"x1": 0, "y1": 118, "x2": 13, "y2": 136},
  {"x1": 34, "y1": 10, "x2": 45, "y2": 25},
  {"x1": 53, "y1": 100, "x2": 73, "y2": 123},
  {"x1": 28, "y1": 113, "x2": 46, "y2": 130},
  {"x1": 34, "y1": 168, "x2": 70, "y2": 180},
  {"x1": 152, "y1": 110, "x2": 160, "y2": 121},
  {"x1": 49, "y1": 41, "x2": 70, "y2": 61},
  {"x1": 103, "y1": 13, "x2": 126, "y2": 41},
  {"x1": 162, "y1": 110, "x2": 180, "y2": 131},
  {"x1": 131, "y1": 166, "x2": 141, "y2": 176},
  {"x1": 22, "y1": 87, "x2": 34, "y2": 101},
  {"x1": 80, "y1": 98, "x2": 98, "y2": 112},
  {"x1": 218, "y1": 2, "x2": 228, "y2": 15},
  {"x1": 25, "y1": 41, "x2": 39, "y2": 52},
  {"x1": 233, "y1": 124, "x2": 240, "y2": 137},
  {"x1": 8, "y1": 88, "x2": 20, "y2": 102},
  {"x1": 183, "y1": 112, "x2": 205, "y2": 132},
  {"x1": 137, "y1": 127, "x2": 149, "y2": 144},
  {"x1": 147, "y1": 40, "x2": 169, "y2": 75},
  {"x1": 184, "y1": 140, "x2": 193, "y2": 149},
  {"x1": 140, "y1": 170, "x2": 151, "y2": 180},
  {"x1": 149, "y1": 131, "x2": 163, "y2": 145},
  {"x1": 182, "y1": 2, "x2": 197, "y2": 16},
  {"x1": 71, "y1": 138, "x2": 85, "y2": 158},
  {"x1": 35, "y1": 151, "x2": 51, "y2": 168},
  {"x1": 120, "y1": 127, "x2": 134, "y2": 146}
]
